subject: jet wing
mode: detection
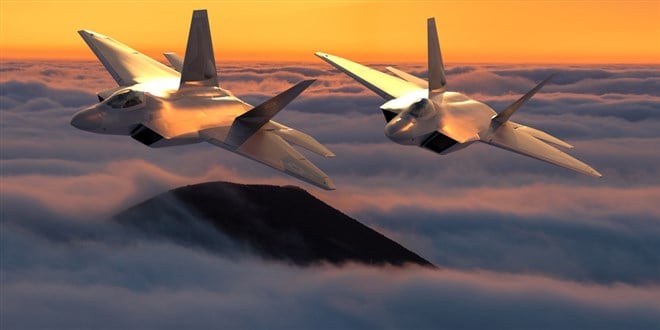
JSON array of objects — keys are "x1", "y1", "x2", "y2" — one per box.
[
  {"x1": 315, "y1": 52, "x2": 421, "y2": 100},
  {"x1": 484, "y1": 123, "x2": 602, "y2": 177},
  {"x1": 78, "y1": 30, "x2": 179, "y2": 86},
  {"x1": 201, "y1": 128, "x2": 335, "y2": 190},
  {"x1": 386, "y1": 66, "x2": 428, "y2": 89}
]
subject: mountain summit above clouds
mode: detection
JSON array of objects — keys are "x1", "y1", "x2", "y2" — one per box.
[{"x1": 114, "y1": 181, "x2": 433, "y2": 267}]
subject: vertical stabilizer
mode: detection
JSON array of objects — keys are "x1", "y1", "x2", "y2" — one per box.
[
  {"x1": 226, "y1": 80, "x2": 316, "y2": 147},
  {"x1": 163, "y1": 52, "x2": 184, "y2": 72},
  {"x1": 180, "y1": 10, "x2": 218, "y2": 88},
  {"x1": 427, "y1": 18, "x2": 447, "y2": 94},
  {"x1": 493, "y1": 74, "x2": 556, "y2": 124}
]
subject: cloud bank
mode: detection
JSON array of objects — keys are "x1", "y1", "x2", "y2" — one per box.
[{"x1": 2, "y1": 60, "x2": 659, "y2": 329}]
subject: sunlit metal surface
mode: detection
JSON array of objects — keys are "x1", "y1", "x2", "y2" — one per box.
[
  {"x1": 317, "y1": 17, "x2": 601, "y2": 178},
  {"x1": 71, "y1": 10, "x2": 335, "y2": 190}
]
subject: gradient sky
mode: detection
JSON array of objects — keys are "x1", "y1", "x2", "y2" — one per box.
[
  {"x1": 1, "y1": 0, "x2": 659, "y2": 63},
  {"x1": 2, "y1": 1, "x2": 660, "y2": 328}
]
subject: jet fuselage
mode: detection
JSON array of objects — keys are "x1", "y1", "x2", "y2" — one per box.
[
  {"x1": 71, "y1": 9, "x2": 336, "y2": 190},
  {"x1": 316, "y1": 17, "x2": 601, "y2": 178},
  {"x1": 72, "y1": 81, "x2": 253, "y2": 147},
  {"x1": 382, "y1": 90, "x2": 496, "y2": 154}
]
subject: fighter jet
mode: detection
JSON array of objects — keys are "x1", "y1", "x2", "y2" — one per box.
[
  {"x1": 71, "y1": 10, "x2": 335, "y2": 190},
  {"x1": 316, "y1": 18, "x2": 601, "y2": 178}
]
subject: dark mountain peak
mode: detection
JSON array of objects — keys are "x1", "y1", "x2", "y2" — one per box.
[{"x1": 115, "y1": 181, "x2": 433, "y2": 267}]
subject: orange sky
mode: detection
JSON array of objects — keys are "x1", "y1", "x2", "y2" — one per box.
[{"x1": 1, "y1": 1, "x2": 659, "y2": 63}]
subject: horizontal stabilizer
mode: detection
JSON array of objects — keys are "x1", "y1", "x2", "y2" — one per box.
[
  {"x1": 273, "y1": 128, "x2": 335, "y2": 157},
  {"x1": 203, "y1": 129, "x2": 335, "y2": 190},
  {"x1": 493, "y1": 74, "x2": 556, "y2": 124},
  {"x1": 386, "y1": 67, "x2": 428, "y2": 89},
  {"x1": 163, "y1": 52, "x2": 184, "y2": 72},
  {"x1": 514, "y1": 124, "x2": 574, "y2": 149},
  {"x1": 78, "y1": 30, "x2": 178, "y2": 86},
  {"x1": 238, "y1": 131, "x2": 335, "y2": 190},
  {"x1": 227, "y1": 79, "x2": 316, "y2": 147},
  {"x1": 180, "y1": 10, "x2": 218, "y2": 89}
]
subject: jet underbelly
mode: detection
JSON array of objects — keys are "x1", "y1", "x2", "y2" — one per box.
[
  {"x1": 418, "y1": 93, "x2": 495, "y2": 154},
  {"x1": 420, "y1": 131, "x2": 458, "y2": 153}
]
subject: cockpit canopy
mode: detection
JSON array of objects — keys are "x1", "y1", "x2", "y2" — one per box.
[
  {"x1": 103, "y1": 89, "x2": 145, "y2": 109},
  {"x1": 404, "y1": 98, "x2": 434, "y2": 119}
]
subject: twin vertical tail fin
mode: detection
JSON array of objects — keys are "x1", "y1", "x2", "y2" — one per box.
[
  {"x1": 226, "y1": 80, "x2": 316, "y2": 147},
  {"x1": 163, "y1": 52, "x2": 184, "y2": 72},
  {"x1": 427, "y1": 18, "x2": 447, "y2": 96},
  {"x1": 492, "y1": 74, "x2": 556, "y2": 124},
  {"x1": 179, "y1": 10, "x2": 219, "y2": 89}
]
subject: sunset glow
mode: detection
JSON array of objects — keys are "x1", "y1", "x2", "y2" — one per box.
[{"x1": 1, "y1": 1, "x2": 658, "y2": 63}]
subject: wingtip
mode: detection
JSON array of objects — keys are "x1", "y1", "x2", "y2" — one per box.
[
  {"x1": 582, "y1": 166, "x2": 602, "y2": 178},
  {"x1": 315, "y1": 52, "x2": 329, "y2": 58},
  {"x1": 322, "y1": 178, "x2": 337, "y2": 190},
  {"x1": 78, "y1": 30, "x2": 109, "y2": 40},
  {"x1": 295, "y1": 79, "x2": 316, "y2": 91},
  {"x1": 543, "y1": 73, "x2": 558, "y2": 85}
]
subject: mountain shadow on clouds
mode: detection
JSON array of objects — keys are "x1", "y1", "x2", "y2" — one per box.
[{"x1": 114, "y1": 181, "x2": 433, "y2": 267}]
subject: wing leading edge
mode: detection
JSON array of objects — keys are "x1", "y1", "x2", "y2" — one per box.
[
  {"x1": 315, "y1": 52, "x2": 421, "y2": 100},
  {"x1": 78, "y1": 30, "x2": 179, "y2": 86}
]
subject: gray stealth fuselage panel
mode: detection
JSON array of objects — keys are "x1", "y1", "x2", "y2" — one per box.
[
  {"x1": 316, "y1": 17, "x2": 601, "y2": 178},
  {"x1": 71, "y1": 10, "x2": 335, "y2": 190}
]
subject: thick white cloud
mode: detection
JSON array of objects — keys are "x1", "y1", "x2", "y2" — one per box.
[
  {"x1": 2, "y1": 214, "x2": 660, "y2": 329},
  {"x1": 1, "y1": 61, "x2": 660, "y2": 328}
]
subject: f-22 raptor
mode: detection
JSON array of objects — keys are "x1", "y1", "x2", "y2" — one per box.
[
  {"x1": 71, "y1": 10, "x2": 335, "y2": 190},
  {"x1": 317, "y1": 18, "x2": 601, "y2": 178}
]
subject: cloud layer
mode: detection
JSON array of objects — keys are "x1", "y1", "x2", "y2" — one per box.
[{"x1": 2, "y1": 60, "x2": 660, "y2": 329}]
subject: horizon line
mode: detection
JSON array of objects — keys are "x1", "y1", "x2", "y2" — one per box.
[{"x1": 2, "y1": 57, "x2": 659, "y2": 66}]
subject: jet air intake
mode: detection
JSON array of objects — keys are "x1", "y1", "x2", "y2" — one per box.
[{"x1": 384, "y1": 98, "x2": 437, "y2": 145}]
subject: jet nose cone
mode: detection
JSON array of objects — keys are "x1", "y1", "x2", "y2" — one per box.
[{"x1": 70, "y1": 108, "x2": 103, "y2": 131}]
